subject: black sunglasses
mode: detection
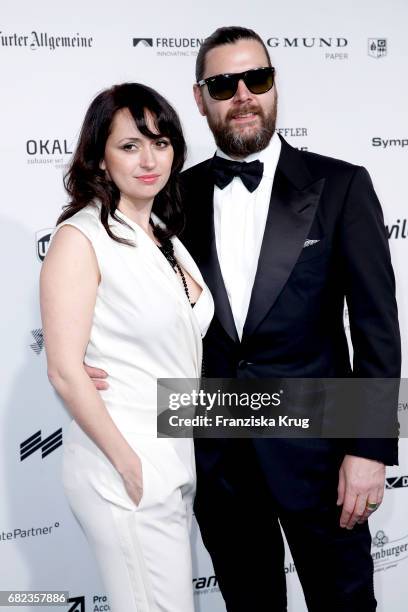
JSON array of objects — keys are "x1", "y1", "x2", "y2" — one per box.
[{"x1": 197, "y1": 66, "x2": 275, "y2": 101}]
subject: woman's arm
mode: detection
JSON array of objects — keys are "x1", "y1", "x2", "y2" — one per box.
[{"x1": 40, "y1": 225, "x2": 143, "y2": 504}]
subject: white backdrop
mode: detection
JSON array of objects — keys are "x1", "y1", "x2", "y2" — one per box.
[{"x1": 1, "y1": 1, "x2": 407, "y2": 610}]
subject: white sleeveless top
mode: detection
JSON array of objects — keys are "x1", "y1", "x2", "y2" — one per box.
[{"x1": 55, "y1": 203, "x2": 214, "y2": 436}]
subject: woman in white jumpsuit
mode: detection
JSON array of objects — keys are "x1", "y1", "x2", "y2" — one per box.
[{"x1": 40, "y1": 83, "x2": 214, "y2": 612}]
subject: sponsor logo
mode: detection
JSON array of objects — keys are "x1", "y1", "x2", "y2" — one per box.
[
  {"x1": 276, "y1": 127, "x2": 309, "y2": 150},
  {"x1": 371, "y1": 529, "x2": 408, "y2": 571},
  {"x1": 267, "y1": 37, "x2": 347, "y2": 48},
  {"x1": 27, "y1": 139, "x2": 72, "y2": 170},
  {"x1": 276, "y1": 127, "x2": 308, "y2": 138},
  {"x1": 132, "y1": 36, "x2": 204, "y2": 57},
  {"x1": 372, "y1": 137, "x2": 408, "y2": 148},
  {"x1": 266, "y1": 37, "x2": 348, "y2": 60},
  {"x1": 67, "y1": 596, "x2": 86, "y2": 612},
  {"x1": 0, "y1": 30, "x2": 93, "y2": 51},
  {"x1": 386, "y1": 476, "x2": 408, "y2": 489},
  {"x1": 385, "y1": 219, "x2": 408, "y2": 239},
  {"x1": 36, "y1": 229, "x2": 53, "y2": 262},
  {"x1": 65, "y1": 594, "x2": 110, "y2": 612},
  {"x1": 27, "y1": 139, "x2": 72, "y2": 156},
  {"x1": 30, "y1": 329, "x2": 45, "y2": 355},
  {"x1": 91, "y1": 595, "x2": 110, "y2": 612},
  {"x1": 399, "y1": 400, "x2": 408, "y2": 412},
  {"x1": 20, "y1": 428, "x2": 63, "y2": 461},
  {"x1": 0, "y1": 522, "x2": 60, "y2": 542},
  {"x1": 192, "y1": 575, "x2": 220, "y2": 596},
  {"x1": 368, "y1": 38, "x2": 387, "y2": 58},
  {"x1": 132, "y1": 38, "x2": 153, "y2": 47}
]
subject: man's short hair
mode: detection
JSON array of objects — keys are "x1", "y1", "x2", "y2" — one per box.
[{"x1": 196, "y1": 26, "x2": 271, "y2": 82}]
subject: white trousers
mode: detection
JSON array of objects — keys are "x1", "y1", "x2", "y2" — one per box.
[{"x1": 62, "y1": 422, "x2": 196, "y2": 612}]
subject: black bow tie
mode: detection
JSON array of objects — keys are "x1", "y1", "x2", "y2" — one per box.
[{"x1": 211, "y1": 155, "x2": 264, "y2": 193}]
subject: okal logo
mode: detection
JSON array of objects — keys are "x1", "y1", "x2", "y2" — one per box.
[
  {"x1": 133, "y1": 38, "x2": 153, "y2": 47},
  {"x1": 368, "y1": 38, "x2": 387, "y2": 58},
  {"x1": 36, "y1": 228, "x2": 53, "y2": 262},
  {"x1": 27, "y1": 139, "x2": 72, "y2": 170},
  {"x1": 20, "y1": 428, "x2": 63, "y2": 461},
  {"x1": 30, "y1": 329, "x2": 44, "y2": 355},
  {"x1": 27, "y1": 139, "x2": 72, "y2": 156},
  {"x1": 67, "y1": 596, "x2": 85, "y2": 612},
  {"x1": 371, "y1": 529, "x2": 408, "y2": 571},
  {"x1": 386, "y1": 476, "x2": 408, "y2": 489}
]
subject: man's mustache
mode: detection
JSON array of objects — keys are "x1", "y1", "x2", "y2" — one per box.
[{"x1": 226, "y1": 105, "x2": 262, "y2": 121}]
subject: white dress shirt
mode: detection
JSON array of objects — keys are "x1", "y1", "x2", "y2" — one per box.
[{"x1": 213, "y1": 132, "x2": 281, "y2": 339}]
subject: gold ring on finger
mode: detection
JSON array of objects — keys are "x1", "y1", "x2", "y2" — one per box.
[{"x1": 366, "y1": 502, "x2": 379, "y2": 510}]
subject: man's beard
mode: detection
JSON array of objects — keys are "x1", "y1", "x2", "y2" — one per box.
[{"x1": 205, "y1": 97, "x2": 277, "y2": 158}]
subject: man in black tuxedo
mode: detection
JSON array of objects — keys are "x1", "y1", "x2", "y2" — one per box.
[
  {"x1": 86, "y1": 26, "x2": 400, "y2": 612},
  {"x1": 179, "y1": 26, "x2": 400, "y2": 612}
]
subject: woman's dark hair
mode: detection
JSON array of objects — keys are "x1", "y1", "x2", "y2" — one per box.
[
  {"x1": 59, "y1": 82, "x2": 186, "y2": 243},
  {"x1": 196, "y1": 26, "x2": 271, "y2": 82}
]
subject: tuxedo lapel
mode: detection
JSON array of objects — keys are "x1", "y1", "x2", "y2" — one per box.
[
  {"x1": 243, "y1": 140, "x2": 325, "y2": 338},
  {"x1": 188, "y1": 162, "x2": 239, "y2": 343}
]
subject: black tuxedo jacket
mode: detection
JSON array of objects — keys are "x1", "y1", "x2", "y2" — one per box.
[{"x1": 180, "y1": 137, "x2": 400, "y2": 466}]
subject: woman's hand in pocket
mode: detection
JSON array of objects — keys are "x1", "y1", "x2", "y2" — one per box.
[{"x1": 118, "y1": 452, "x2": 144, "y2": 506}]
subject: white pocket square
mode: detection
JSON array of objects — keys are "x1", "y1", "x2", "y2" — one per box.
[{"x1": 303, "y1": 239, "x2": 320, "y2": 248}]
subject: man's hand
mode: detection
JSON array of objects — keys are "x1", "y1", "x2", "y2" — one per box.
[
  {"x1": 84, "y1": 363, "x2": 109, "y2": 390},
  {"x1": 337, "y1": 454, "x2": 385, "y2": 529}
]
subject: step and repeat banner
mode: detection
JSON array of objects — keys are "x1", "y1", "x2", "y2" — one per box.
[{"x1": 1, "y1": 0, "x2": 407, "y2": 610}]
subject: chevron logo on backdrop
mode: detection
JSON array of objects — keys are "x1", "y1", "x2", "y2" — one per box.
[
  {"x1": 133, "y1": 38, "x2": 153, "y2": 47},
  {"x1": 20, "y1": 428, "x2": 63, "y2": 461}
]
